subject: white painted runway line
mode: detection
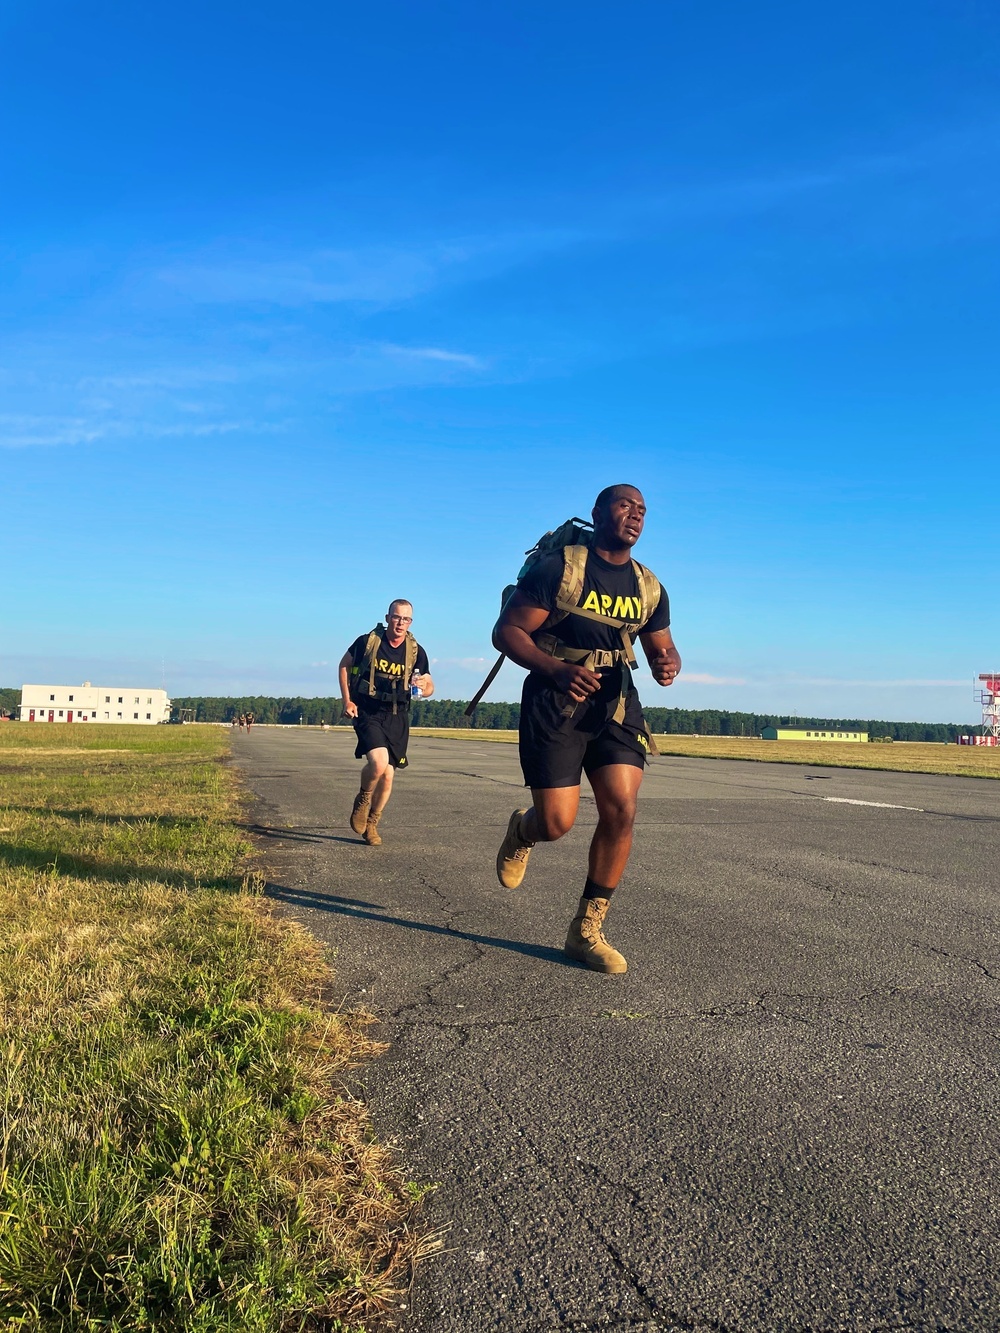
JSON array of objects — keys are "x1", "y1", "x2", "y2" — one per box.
[{"x1": 823, "y1": 796, "x2": 925, "y2": 812}]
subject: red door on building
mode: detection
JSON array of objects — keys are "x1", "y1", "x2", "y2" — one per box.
[
  {"x1": 29, "y1": 709, "x2": 35, "y2": 721},
  {"x1": 48, "y1": 710, "x2": 54, "y2": 722},
  {"x1": 67, "y1": 711, "x2": 74, "y2": 722}
]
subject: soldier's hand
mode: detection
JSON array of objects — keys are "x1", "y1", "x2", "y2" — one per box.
[
  {"x1": 344, "y1": 700, "x2": 359, "y2": 719},
  {"x1": 649, "y1": 647, "x2": 681, "y2": 687},
  {"x1": 553, "y1": 663, "x2": 603, "y2": 702}
]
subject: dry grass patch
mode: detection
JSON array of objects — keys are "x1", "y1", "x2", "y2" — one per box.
[
  {"x1": 0, "y1": 724, "x2": 433, "y2": 1331},
  {"x1": 649, "y1": 734, "x2": 1000, "y2": 778},
  {"x1": 408, "y1": 725, "x2": 999, "y2": 779},
  {"x1": 409, "y1": 728, "x2": 517, "y2": 743}
]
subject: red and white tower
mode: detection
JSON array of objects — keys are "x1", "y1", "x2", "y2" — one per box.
[{"x1": 976, "y1": 673, "x2": 1000, "y2": 745}]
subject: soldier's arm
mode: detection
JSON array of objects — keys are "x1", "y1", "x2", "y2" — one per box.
[
  {"x1": 339, "y1": 651, "x2": 358, "y2": 718},
  {"x1": 494, "y1": 592, "x2": 602, "y2": 702},
  {"x1": 415, "y1": 672, "x2": 435, "y2": 698},
  {"x1": 639, "y1": 627, "x2": 681, "y2": 687}
]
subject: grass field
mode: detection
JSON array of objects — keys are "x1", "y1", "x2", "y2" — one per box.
[
  {"x1": 0, "y1": 723, "x2": 431, "y2": 1331},
  {"x1": 410, "y1": 727, "x2": 519, "y2": 743},
  {"x1": 648, "y1": 734, "x2": 1000, "y2": 777},
  {"x1": 408, "y1": 726, "x2": 1000, "y2": 778}
]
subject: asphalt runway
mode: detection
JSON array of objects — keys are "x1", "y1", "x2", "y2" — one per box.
[{"x1": 233, "y1": 728, "x2": 1000, "y2": 1332}]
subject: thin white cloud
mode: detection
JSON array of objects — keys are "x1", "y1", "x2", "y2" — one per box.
[
  {"x1": 0, "y1": 412, "x2": 279, "y2": 449},
  {"x1": 79, "y1": 368, "x2": 243, "y2": 390},
  {"x1": 156, "y1": 248, "x2": 442, "y2": 307},
  {"x1": 790, "y1": 678, "x2": 969, "y2": 688},
  {"x1": 670, "y1": 673, "x2": 968, "y2": 689},
  {"x1": 0, "y1": 416, "x2": 107, "y2": 449},
  {"x1": 380, "y1": 343, "x2": 484, "y2": 369},
  {"x1": 144, "y1": 420, "x2": 277, "y2": 438},
  {"x1": 151, "y1": 228, "x2": 583, "y2": 309},
  {"x1": 431, "y1": 656, "x2": 491, "y2": 671},
  {"x1": 679, "y1": 673, "x2": 748, "y2": 686}
]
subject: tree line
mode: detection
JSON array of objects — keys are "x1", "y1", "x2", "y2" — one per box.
[
  {"x1": 164, "y1": 695, "x2": 971, "y2": 742},
  {"x1": 0, "y1": 686, "x2": 971, "y2": 741}
]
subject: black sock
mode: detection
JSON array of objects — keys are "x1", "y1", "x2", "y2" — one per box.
[{"x1": 583, "y1": 877, "x2": 615, "y2": 902}]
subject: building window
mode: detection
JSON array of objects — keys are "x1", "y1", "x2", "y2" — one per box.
[
  {"x1": 147, "y1": 697, "x2": 152, "y2": 704},
  {"x1": 134, "y1": 712, "x2": 139, "y2": 719},
  {"x1": 104, "y1": 712, "x2": 109, "y2": 719},
  {"x1": 146, "y1": 713, "x2": 151, "y2": 720},
  {"x1": 105, "y1": 696, "x2": 110, "y2": 703},
  {"x1": 91, "y1": 712, "x2": 97, "y2": 718},
  {"x1": 118, "y1": 697, "x2": 123, "y2": 703},
  {"x1": 69, "y1": 694, "x2": 74, "y2": 702},
  {"x1": 117, "y1": 712, "x2": 122, "y2": 719},
  {"x1": 50, "y1": 694, "x2": 55, "y2": 701},
  {"x1": 58, "y1": 710, "x2": 63, "y2": 717},
  {"x1": 134, "y1": 697, "x2": 139, "y2": 704}
]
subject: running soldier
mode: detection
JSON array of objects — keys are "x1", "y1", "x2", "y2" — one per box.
[
  {"x1": 339, "y1": 600, "x2": 434, "y2": 845},
  {"x1": 493, "y1": 484, "x2": 680, "y2": 973}
]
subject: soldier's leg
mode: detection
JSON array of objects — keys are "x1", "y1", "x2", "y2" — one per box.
[
  {"x1": 586, "y1": 763, "x2": 643, "y2": 887},
  {"x1": 359, "y1": 747, "x2": 393, "y2": 846},
  {"x1": 522, "y1": 786, "x2": 580, "y2": 842},
  {"x1": 360, "y1": 746, "x2": 390, "y2": 792},
  {"x1": 351, "y1": 746, "x2": 391, "y2": 835},
  {"x1": 370, "y1": 757, "x2": 395, "y2": 815},
  {"x1": 564, "y1": 763, "x2": 643, "y2": 974},
  {"x1": 496, "y1": 787, "x2": 578, "y2": 888}
]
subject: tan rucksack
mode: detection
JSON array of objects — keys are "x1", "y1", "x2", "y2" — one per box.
[{"x1": 465, "y1": 520, "x2": 661, "y2": 720}]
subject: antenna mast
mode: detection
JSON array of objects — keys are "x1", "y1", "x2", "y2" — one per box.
[{"x1": 975, "y1": 673, "x2": 1000, "y2": 746}]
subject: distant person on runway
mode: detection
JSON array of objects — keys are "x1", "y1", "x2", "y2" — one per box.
[
  {"x1": 492, "y1": 484, "x2": 680, "y2": 974},
  {"x1": 339, "y1": 600, "x2": 434, "y2": 846}
]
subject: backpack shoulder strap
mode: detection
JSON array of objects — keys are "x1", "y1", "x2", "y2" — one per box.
[
  {"x1": 404, "y1": 632, "x2": 418, "y2": 682},
  {"x1": 365, "y1": 624, "x2": 384, "y2": 694},
  {"x1": 556, "y1": 543, "x2": 589, "y2": 608},
  {"x1": 631, "y1": 562, "x2": 662, "y2": 630},
  {"x1": 542, "y1": 544, "x2": 589, "y2": 631}
]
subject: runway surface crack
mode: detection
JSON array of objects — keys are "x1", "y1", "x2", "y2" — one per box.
[
  {"x1": 438, "y1": 767, "x2": 525, "y2": 788},
  {"x1": 462, "y1": 1069, "x2": 729, "y2": 1332},
  {"x1": 908, "y1": 939, "x2": 998, "y2": 981}
]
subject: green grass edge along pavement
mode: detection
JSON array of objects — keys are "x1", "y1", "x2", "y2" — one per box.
[
  {"x1": 0, "y1": 724, "x2": 434, "y2": 1332},
  {"x1": 408, "y1": 727, "x2": 1000, "y2": 779}
]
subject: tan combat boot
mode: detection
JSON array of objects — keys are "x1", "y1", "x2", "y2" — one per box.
[
  {"x1": 496, "y1": 809, "x2": 535, "y2": 889},
  {"x1": 565, "y1": 896, "x2": 627, "y2": 974},
  {"x1": 363, "y1": 810, "x2": 383, "y2": 846},
  {"x1": 350, "y1": 788, "x2": 372, "y2": 835}
]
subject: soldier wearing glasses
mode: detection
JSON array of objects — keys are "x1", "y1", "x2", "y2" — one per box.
[{"x1": 339, "y1": 600, "x2": 434, "y2": 845}]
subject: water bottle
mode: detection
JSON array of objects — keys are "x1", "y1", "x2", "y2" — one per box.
[{"x1": 410, "y1": 672, "x2": 422, "y2": 702}]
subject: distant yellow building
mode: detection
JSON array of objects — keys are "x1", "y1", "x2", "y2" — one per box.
[{"x1": 760, "y1": 727, "x2": 867, "y2": 743}]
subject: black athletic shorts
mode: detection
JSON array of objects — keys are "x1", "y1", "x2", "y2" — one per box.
[
  {"x1": 518, "y1": 670, "x2": 649, "y2": 789},
  {"x1": 354, "y1": 706, "x2": 410, "y2": 769}
]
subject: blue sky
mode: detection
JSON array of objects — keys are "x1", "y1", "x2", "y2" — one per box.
[{"x1": 2, "y1": 0, "x2": 997, "y2": 721}]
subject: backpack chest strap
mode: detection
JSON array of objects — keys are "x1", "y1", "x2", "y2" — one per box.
[
  {"x1": 534, "y1": 632, "x2": 636, "y2": 724},
  {"x1": 355, "y1": 625, "x2": 416, "y2": 715},
  {"x1": 534, "y1": 635, "x2": 627, "y2": 671}
]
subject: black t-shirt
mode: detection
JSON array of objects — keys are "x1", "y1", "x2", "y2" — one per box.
[
  {"x1": 517, "y1": 549, "x2": 670, "y2": 652},
  {"x1": 349, "y1": 633, "x2": 430, "y2": 712}
]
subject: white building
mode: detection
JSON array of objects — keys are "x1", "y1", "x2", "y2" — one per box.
[{"x1": 19, "y1": 682, "x2": 171, "y2": 725}]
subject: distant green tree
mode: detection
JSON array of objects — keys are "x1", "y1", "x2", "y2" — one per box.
[
  {"x1": 0, "y1": 686, "x2": 21, "y2": 718},
  {"x1": 167, "y1": 696, "x2": 968, "y2": 742}
]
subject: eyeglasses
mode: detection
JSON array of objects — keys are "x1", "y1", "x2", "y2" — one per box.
[{"x1": 389, "y1": 614, "x2": 413, "y2": 624}]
